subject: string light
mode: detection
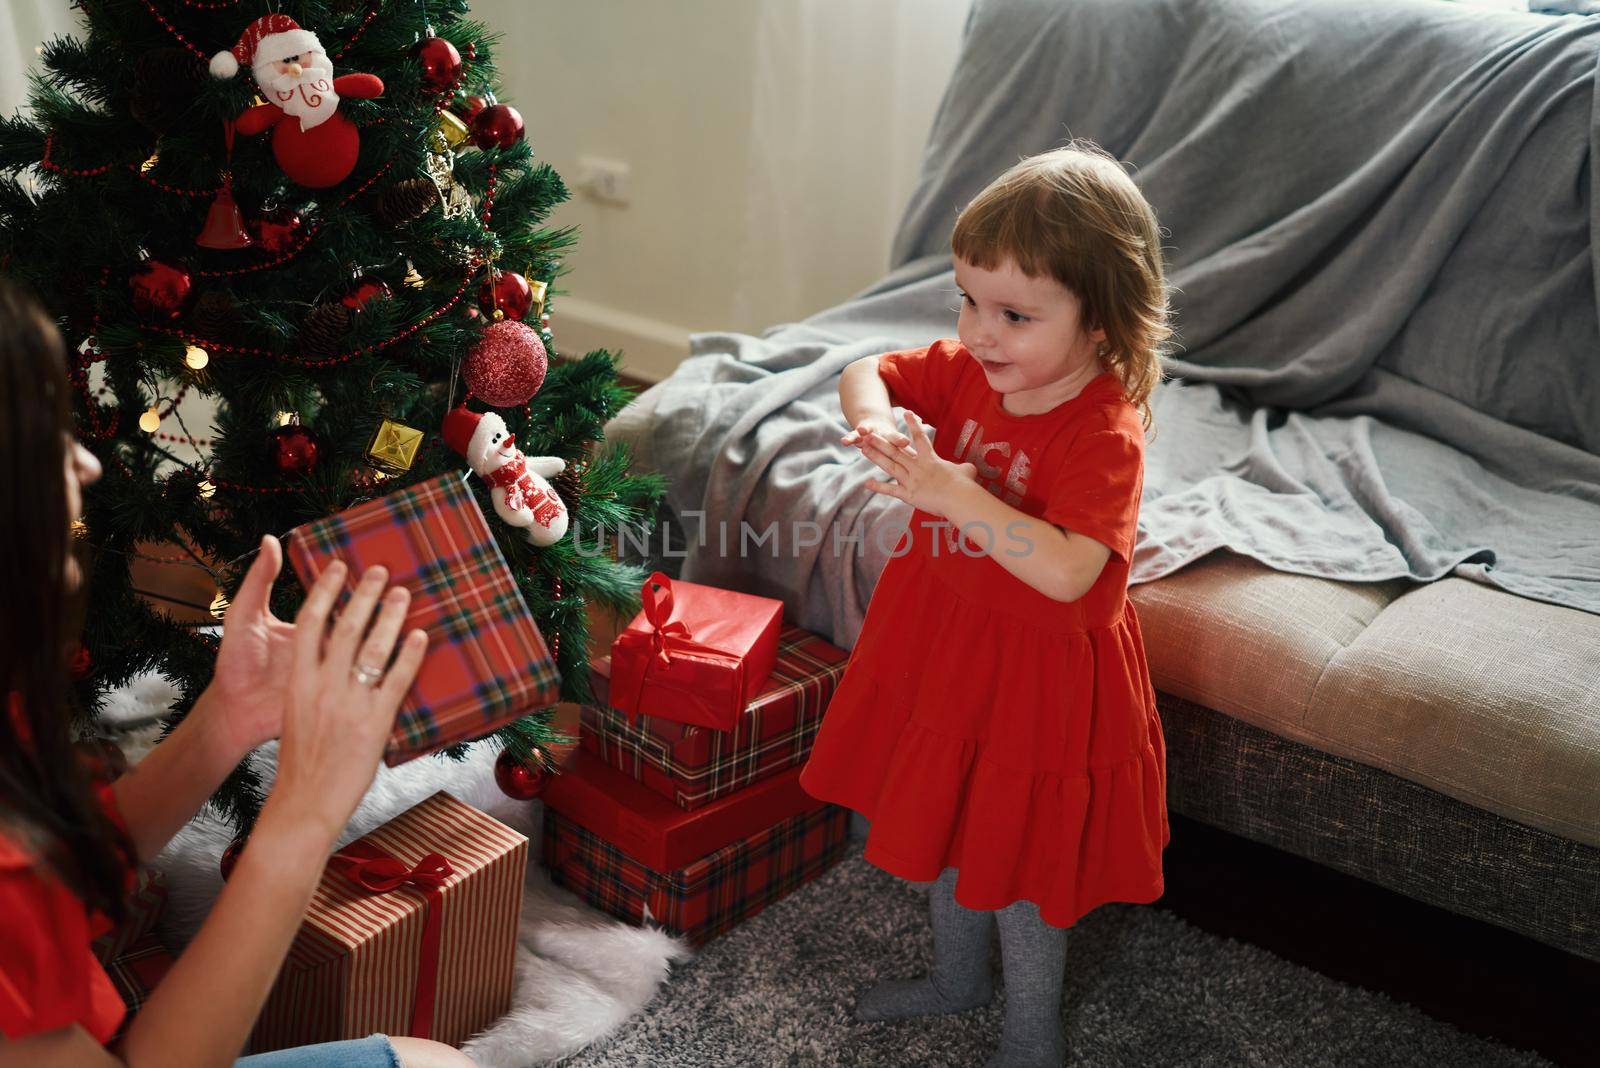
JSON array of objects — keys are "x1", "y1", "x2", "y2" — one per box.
[
  {"x1": 276, "y1": 411, "x2": 295, "y2": 426},
  {"x1": 184, "y1": 344, "x2": 209, "y2": 370},
  {"x1": 197, "y1": 478, "x2": 216, "y2": 499},
  {"x1": 139, "y1": 408, "x2": 161, "y2": 433},
  {"x1": 209, "y1": 592, "x2": 230, "y2": 619}
]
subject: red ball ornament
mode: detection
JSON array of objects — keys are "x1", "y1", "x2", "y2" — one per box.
[
  {"x1": 220, "y1": 835, "x2": 246, "y2": 881},
  {"x1": 129, "y1": 259, "x2": 192, "y2": 320},
  {"x1": 478, "y1": 269, "x2": 534, "y2": 322},
  {"x1": 412, "y1": 33, "x2": 463, "y2": 93},
  {"x1": 341, "y1": 276, "x2": 393, "y2": 313},
  {"x1": 452, "y1": 93, "x2": 489, "y2": 123},
  {"x1": 268, "y1": 423, "x2": 322, "y2": 476},
  {"x1": 464, "y1": 319, "x2": 547, "y2": 407},
  {"x1": 495, "y1": 747, "x2": 552, "y2": 800},
  {"x1": 251, "y1": 208, "x2": 303, "y2": 254},
  {"x1": 69, "y1": 642, "x2": 93, "y2": 679},
  {"x1": 470, "y1": 104, "x2": 525, "y2": 150}
]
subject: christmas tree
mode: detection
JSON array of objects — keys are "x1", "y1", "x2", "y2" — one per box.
[{"x1": 0, "y1": 0, "x2": 666, "y2": 829}]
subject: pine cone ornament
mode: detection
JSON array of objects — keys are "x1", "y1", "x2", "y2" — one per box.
[
  {"x1": 190, "y1": 291, "x2": 240, "y2": 339},
  {"x1": 376, "y1": 178, "x2": 441, "y2": 228},
  {"x1": 551, "y1": 461, "x2": 584, "y2": 505},
  {"x1": 300, "y1": 302, "x2": 353, "y2": 356},
  {"x1": 131, "y1": 48, "x2": 208, "y2": 133}
]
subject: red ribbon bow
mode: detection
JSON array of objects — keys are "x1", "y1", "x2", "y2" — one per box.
[
  {"x1": 332, "y1": 842, "x2": 455, "y2": 1038},
  {"x1": 641, "y1": 575, "x2": 696, "y2": 668}
]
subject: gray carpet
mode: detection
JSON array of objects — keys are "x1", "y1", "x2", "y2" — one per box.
[{"x1": 548, "y1": 835, "x2": 1553, "y2": 1068}]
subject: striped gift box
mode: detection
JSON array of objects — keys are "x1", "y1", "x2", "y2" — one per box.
[
  {"x1": 580, "y1": 624, "x2": 849, "y2": 810},
  {"x1": 543, "y1": 802, "x2": 850, "y2": 948},
  {"x1": 249, "y1": 791, "x2": 529, "y2": 1053},
  {"x1": 286, "y1": 472, "x2": 561, "y2": 765}
]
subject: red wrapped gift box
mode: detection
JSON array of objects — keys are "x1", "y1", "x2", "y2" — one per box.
[
  {"x1": 249, "y1": 791, "x2": 528, "y2": 1053},
  {"x1": 286, "y1": 472, "x2": 562, "y2": 765},
  {"x1": 581, "y1": 623, "x2": 848, "y2": 810},
  {"x1": 542, "y1": 771, "x2": 849, "y2": 947},
  {"x1": 539, "y1": 749, "x2": 825, "y2": 872},
  {"x1": 608, "y1": 571, "x2": 783, "y2": 731}
]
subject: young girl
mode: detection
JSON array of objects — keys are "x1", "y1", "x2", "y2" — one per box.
[{"x1": 798, "y1": 141, "x2": 1173, "y2": 1068}]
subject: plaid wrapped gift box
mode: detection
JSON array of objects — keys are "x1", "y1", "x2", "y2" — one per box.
[
  {"x1": 543, "y1": 763, "x2": 849, "y2": 947},
  {"x1": 581, "y1": 623, "x2": 849, "y2": 810},
  {"x1": 286, "y1": 472, "x2": 561, "y2": 765},
  {"x1": 249, "y1": 791, "x2": 529, "y2": 1053}
]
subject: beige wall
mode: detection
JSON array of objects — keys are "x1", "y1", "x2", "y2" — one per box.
[{"x1": 480, "y1": 0, "x2": 968, "y2": 381}]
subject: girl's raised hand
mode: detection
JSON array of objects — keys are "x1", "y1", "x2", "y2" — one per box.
[
  {"x1": 861, "y1": 409, "x2": 978, "y2": 518},
  {"x1": 841, "y1": 415, "x2": 912, "y2": 451}
]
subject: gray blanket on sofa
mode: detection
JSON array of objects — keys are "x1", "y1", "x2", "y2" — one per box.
[{"x1": 608, "y1": 0, "x2": 1600, "y2": 649}]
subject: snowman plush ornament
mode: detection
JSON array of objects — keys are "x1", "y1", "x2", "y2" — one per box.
[{"x1": 442, "y1": 407, "x2": 568, "y2": 547}]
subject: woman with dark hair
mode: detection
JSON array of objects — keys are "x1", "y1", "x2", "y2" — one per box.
[{"x1": 0, "y1": 278, "x2": 476, "y2": 1067}]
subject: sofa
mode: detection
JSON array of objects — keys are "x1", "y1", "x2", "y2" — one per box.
[{"x1": 598, "y1": 0, "x2": 1600, "y2": 965}]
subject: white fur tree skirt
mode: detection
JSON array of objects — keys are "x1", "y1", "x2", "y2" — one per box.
[{"x1": 106, "y1": 671, "x2": 691, "y2": 1067}]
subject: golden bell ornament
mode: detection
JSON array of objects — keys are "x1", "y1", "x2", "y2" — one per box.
[
  {"x1": 366, "y1": 418, "x2": 425, "y2": 475},
  {"x1": 528, "y1": 279, "x2": 548, "y2": 320},
  {"x1": 436, "y1": 109, "x2": 470, "y2": 152}
]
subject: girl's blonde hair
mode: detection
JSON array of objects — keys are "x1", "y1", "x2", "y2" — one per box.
[{"x1": 951, "y1": 139, "x2": 1173, "y2": 439}]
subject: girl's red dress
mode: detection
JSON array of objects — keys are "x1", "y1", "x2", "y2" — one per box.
[{"x1": 799, "y1": 337, "x2": 1171, "y2": 929}]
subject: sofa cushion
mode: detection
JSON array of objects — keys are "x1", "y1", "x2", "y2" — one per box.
[{"x1": 1130, "y1": 550, "x2": 1600, "y2": 849}]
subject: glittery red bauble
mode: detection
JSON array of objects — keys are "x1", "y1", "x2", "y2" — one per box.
[
  {"x1": 495, "y1": 747, "x2": 552, "y2": 800},
  {"x1": 269, "y1": 424, "x2": 322, "y2": 476},
  {"x1": 251, "y1": 209, "x2": 303, "y2": 254},
  {"x1": 129, "y1": 259, "x2": 192, "y2": 320},
  {"x1": 478, "y1": 269, "x2": 533, "y2": 322},
  {"x1": 453, "y1": 93, "x2": 489, "y2": 122},
  {"x1": 464, "y1": 320, "x2": 547, "y2": 407},
  {"x1": 470, "y1": 104, "x2": 525, "y2": 150},
  {"x1": 220, "y1": 836, "x2": 246, "y2": 881},
  {"x1": 412, "y1": 34, "x2": 463, "y2": 92},
  {"x1": 341, "y1": 276, "x2": 393, "y2": 313}
]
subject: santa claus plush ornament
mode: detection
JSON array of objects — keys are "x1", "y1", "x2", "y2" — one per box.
[
  {"x1": 211, "y1": 14, "x2": 383, "y2": 188},
  {"x1": 443, "y1": 407, "x2": 569, "y2": 547}
]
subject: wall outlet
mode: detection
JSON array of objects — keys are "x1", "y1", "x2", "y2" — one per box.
[{"x1": 577, "y1": 156, "x2": 632, "y2": 206}]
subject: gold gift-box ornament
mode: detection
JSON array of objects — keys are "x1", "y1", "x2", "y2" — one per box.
[{"x1": 366, "y1": 419, "x2": 425, "y2": 476}]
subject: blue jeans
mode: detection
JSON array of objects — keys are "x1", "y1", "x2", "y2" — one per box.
[{"x1": 235, "y1": 1034, "x2": 400, "y2": 1067}]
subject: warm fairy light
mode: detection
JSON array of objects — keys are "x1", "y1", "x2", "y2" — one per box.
[
  {"x1": 140, "y1": 152, "x2": 159, "y2": 174},
  {"x1": 276, "y1": 411, "x2": 295, "y2": 426},
  {"x1": 71, "y1": 518, "x2": 88, "y2": 538},
  {"x1": 209, "y1": 592, "x2": 230, "y2": 619},
  {"x1": 404, "y1": 266, "x2": 425, "y2": 289},
  {"x1": 197, "y1": 478, "x2": 216, "y2": 499},
  {"x1": 184, "y1": 344, "x2": 209, "y2": 370},
  {"x1": 139, "y1": 408, "x2": 161, "y2": 433}
]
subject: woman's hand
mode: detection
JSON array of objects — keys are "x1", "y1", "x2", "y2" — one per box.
[
  {"x1": 267, "y1": 560, "x2": 428, "y2": 841},
  {"x1": 841, "y1": 414, "x2": 912, "y2": 451},
  {"x1": 202, "y1": 535, "x2": 296, "y2": 758},
  {"x1": 860, "y1": 410, "x2": 979, "y2": 519}
]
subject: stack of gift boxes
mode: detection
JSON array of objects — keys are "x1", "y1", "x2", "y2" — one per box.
[{"x1": 539, "y1": 571, "x2": 854, "y2": 947}]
